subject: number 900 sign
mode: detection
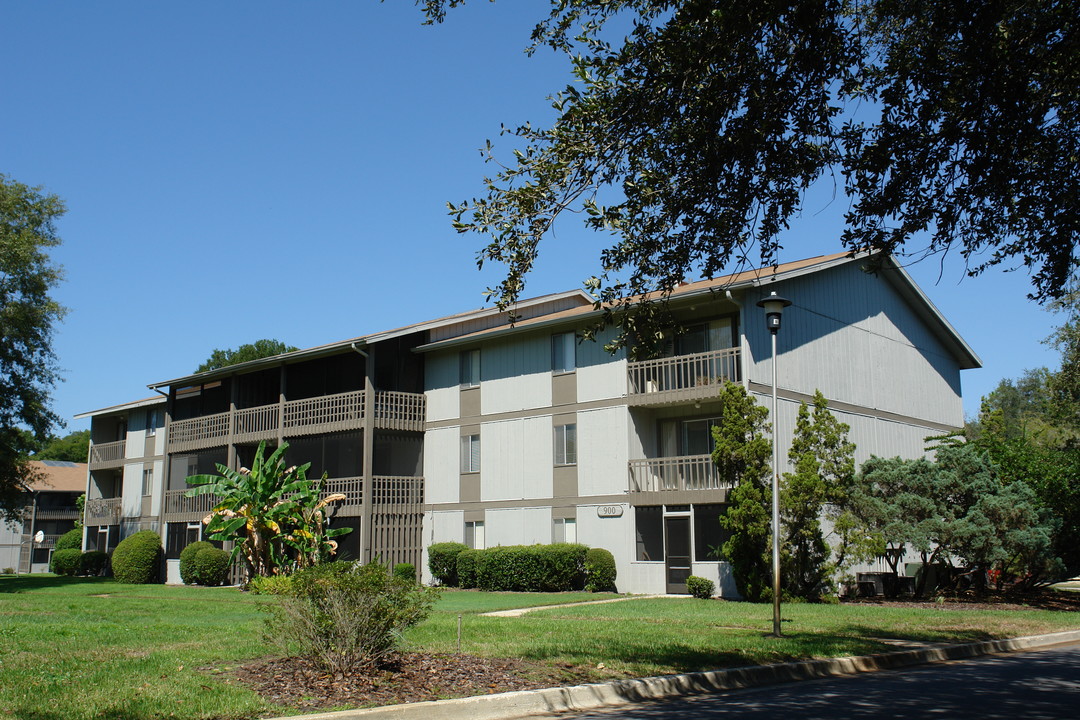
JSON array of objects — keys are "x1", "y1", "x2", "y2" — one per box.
[{"x1": 597, "y1": 505, "x2": 623, "y2": 518}]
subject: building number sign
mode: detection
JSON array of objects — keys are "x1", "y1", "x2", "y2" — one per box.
[{"x1": 597, "y1": 505, "x2": 624, "y2": 518}]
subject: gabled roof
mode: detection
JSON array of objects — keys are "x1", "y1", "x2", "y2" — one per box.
[
  {"x1": 74, "y1": 395, "x2": 165, "y2": 420},
  {"x1": 24, "y1": 460, "x2": 87, "y2": 493}
]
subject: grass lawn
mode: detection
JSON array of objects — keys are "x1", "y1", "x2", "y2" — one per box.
[{"x1": 3, "y1": 575, "x2": 1079, "y2": 720}]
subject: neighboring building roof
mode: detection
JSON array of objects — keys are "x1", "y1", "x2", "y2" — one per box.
[
  {"x1": 74, "y1": 395, "x2": 165, "y2": 420},
  {"x1": 24, "y1": 460, "x2": 87, "y2": 493}
]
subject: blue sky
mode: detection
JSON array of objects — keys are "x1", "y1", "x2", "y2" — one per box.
[{"x1": 1, "y1": 1, "x2": 1062, "y2": 432}]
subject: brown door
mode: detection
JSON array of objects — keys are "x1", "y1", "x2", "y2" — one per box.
[{"x1": 665, "y1": 516, "x2": 691, "y2": 594}]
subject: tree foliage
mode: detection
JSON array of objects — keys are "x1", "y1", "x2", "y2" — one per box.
[
  {"x1": 781, "y1": 391, "x2": 854, "y2": 599},
  {"x1": 195, "y1": 339, "x2": 298, "y2": 374},
  {"x1": 185, "y1": 441, "x2": 351, "y2": 577},
  {"x1": 713, "y1": 381, "x2": 772, "y2": 602},
  {"x1": 33, "y1": 430, "x2": 91, "y2": 464},
  {"x1": 0, "y1": 174, "x2": 66, "y2": 522},
  {"x1": 422, "y1": 0, "x2": 1078, "y2": 350}
]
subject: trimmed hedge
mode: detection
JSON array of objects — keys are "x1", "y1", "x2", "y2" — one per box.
[
  {"x1": 191, "y1": 546, "x2": 231, "y2": 586},
  {"x1": 51, "y1": 548, "x2": 82, "y2": 576},
  {"x1": 474, "y1": 543, "x2": 588, "y2": 592},
  {"x1": 457, "y1": 548, "x2": 480, "y2": 589},
  {"x1": 247, "y1": 574, "x2": 293, "y2": 595},
  {"x1": 393, "y1": 563, "x2": 416, "y2": 584},
  {"x1": 78, "y1": 550, "x2": 110, "y2": 576},
  {"x1": 585, "y1": 547, "x2": 617, "y2": 592},
  {"x1": 179, "y1": 541, "x2": 214, "y2": 585},
  {"x1": 54, "y1": 528, "x2": 82, "y2": 552},
  {"x1": 428, "y1": 542, "x2": 468, "y2": 586},
  {"x1": 111, "y1": 530, "x2": 163, "y2": 584},
  {"x1": 686, "y1": 575, "x2": 715, "y2": 599}
]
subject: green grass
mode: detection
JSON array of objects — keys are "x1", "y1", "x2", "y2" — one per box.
[{"x1": 3, "y1": 576, "x2": 1079, "y2": 720}]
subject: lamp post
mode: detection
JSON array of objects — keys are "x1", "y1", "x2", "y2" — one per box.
[{"x1": 756, "y1": 291, "x2": 791, "y2": 638}]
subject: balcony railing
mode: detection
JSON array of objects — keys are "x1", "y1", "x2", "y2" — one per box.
[
  {"x1": 89, "y1": 439, "x2": 126, "y2": 469},
  {"x1": 628, "y1": 454, "x2": 730, "y2": 494},
  {"x1": 322, "y1": 476, "x2": 363, "y2": 514},
  {"x1": 163, "y1": 489, "x2": 220, "y2": 521},
  {"x1": 167, "y1": 390, "x2": 426, "y2": 451},
  {"x1": 627, "y1": 347, "x2": 740, "y2": 406},
  {"x1": 85, "y1": 497, "x2": 123, "y2": 524}
]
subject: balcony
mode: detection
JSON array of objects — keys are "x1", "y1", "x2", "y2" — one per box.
[
  {"x1": 88, "y1": 440, "x2": 126, "y2": 469},
  {"x1": 628, "y1": 454, "x2": 732, "y2": 504},
  {"x1": 167, "y1": 390, "x2": 426, "y2": 452},
  {"x1": 627, "y1": 347, "x2": 740, "y2": 406},
  {"x1": 84, "y1": 497, "x2": 123, "y2": 525}
]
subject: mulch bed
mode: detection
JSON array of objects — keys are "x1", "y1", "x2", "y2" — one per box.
[{"x1": 231, "y1": 652, "x2": 613, "y2": 713}]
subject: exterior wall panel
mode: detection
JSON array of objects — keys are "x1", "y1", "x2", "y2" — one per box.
[
  {"x1": 423, "y1": 427, "x2": 459, "y2": 505},
  {"x1": 424, "y1": 352, "x2": 459, "y2": 422},
  {"x1": 578, "y1": 407, "x2": 629, "y2": 497},
  {"x1": 481, "y1": 335, "x2": 551, "y2": 415},
  {"x1": 480, "y1": 416, "x2": 552, "y2": 502}
]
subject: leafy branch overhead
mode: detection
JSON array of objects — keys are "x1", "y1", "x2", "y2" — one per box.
[{"x1": 423, "y1": 0, "x2": 1078, "y2": 349}]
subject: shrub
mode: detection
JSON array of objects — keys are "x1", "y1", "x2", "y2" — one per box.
[
  {"x1": 191, "y1": 547, "x2": 231, "y2": 586},
  {"x1": 268, "y1": 561, "x2": 440, "y2": 674},
  {"x1": 1, "y1": 567, "x2": 14, "y2": 575},
  {"x1": 179, "y1": 541, "x2": 215, "y2": 585},
  {"x1": 247, "y1": 574, "x2": 293, "y2": 595},
  {"x1": 474, "y1": 544, "x2": 588, "y2": 592},
  {"x1": 111, "y1": 530, "x2": 163, "y2": 584},
  {"x1": 50, "y1": 548, "x2": 81, "y2": 576},
  {"x1": 686, "y1": 575, "x2": 715, "y2": 599},
  {"x1": 427, "y1": 542, "x2": 467, "y2": 586},
  {"x1": 54, "y1": 528, "x2": 82, "y2": 552},
  {"x1": 393, "y1": 563, "x2": 416, "y2": 584},
  {"x1": 585, "y1": 547, "x2": 617, "y2": 592},
  {"x1": 78, "y1": 550, "x2": 110, "y2": 576},
  {"x1": 457, "y1": 549, "x2": 479, "y2": 588}
]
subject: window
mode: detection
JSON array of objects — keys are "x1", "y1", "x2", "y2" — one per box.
[
  {"x1": 693, "y1": 504, "x2": 728, "y2": 561},
  {"x1": 551, "y1": 332, "x2": 576, "y2": 374},
  {"x1": 635, "y1": 506, "x2": 663, "y2": 561},
  {"x1": 146, "y1": 409, "x2": 157, "y2": 436},
  {"x1": 553, "y1": 517, "x2": 577, "y2": 544},
  {"x1": 460, "y1": 434, "x2": 480, "y2": 473},
  {"x1": 141, "y1": 468, "x2": 153, "y2": 497},
  {"x1": 464, "y1": 520, "x2": 485, "y2": 549},
  {"x1": 459, "y1": 349, "x2": 480, "y2": 388},
  {"x1": 554, "y1": 424, "x2": 577, "y2": 465}
]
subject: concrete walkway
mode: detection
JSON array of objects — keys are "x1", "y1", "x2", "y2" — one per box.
[{"x1": 480, "y1": 594, "x2": 678, "y2": 617}]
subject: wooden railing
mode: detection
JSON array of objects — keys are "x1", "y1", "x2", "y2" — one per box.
[
  {"x1": 85, "y1": 497, "x2": 123, "y2": 524},
  {"x1": 321, "y1": 476, "x2": 363, "y2": 512},
  {"x1": 89, "y1": 439, "x2": 126, "y2": 468},
  {"x1": 163, "y1": 489, "x2": 219, "y2": 520},
  {"x1": 373, "y1": 392, "x2": 426, "y2": 432},
  {"x1": 167, "y1": 389, "x2": 426, "y2": 450},
  {"x1": 627, "y1": 347, "x2": 740, "y2": 405},
  {"x1": 628, "y1": 454, "x2": 729, "y2": 493}
]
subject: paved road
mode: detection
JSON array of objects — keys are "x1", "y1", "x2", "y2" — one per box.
[{"x1": 547, "y1": 641, "x2": 1080, "y2": 720}]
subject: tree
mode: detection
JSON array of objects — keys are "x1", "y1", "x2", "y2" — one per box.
[
  {"x1": 1045, "y1": 285, "x2": 1080, "y2": 431},
  {"x1": 712, "y1": 381, "x2": 772, "y2": 602},
  {"x1": 423, "y1": 1, "x2": 1078, "y2": 350},
  {"x1": 781, "y1": 391, "x2": 854, "y2": 599},
  {"x1": 33, "y1": 430, "x2": 90, "y2": 463},
  {"x1": 0, "y1": 174, "x2": 66, "y2": 522},
  {"x1": 185, "y1": 441, "x2": 351, "y2": 577},
  {"x1": 195, "y1": 339, "x2": 298, "y2": 373}
]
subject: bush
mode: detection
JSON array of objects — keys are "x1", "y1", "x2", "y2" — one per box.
[
  {"x1": 428, "y1": 542, "x2": 468, "y2": 586},
  {"x1": 1, "y1": 567, "x2": 14, "y2": 575},
  {"x1": 474, "y1": 544, "x2": 588, "y2": 592},
  {"x1": 268, "y1": 561, "x2": 440, "y2": 674},
  {"x1": 457, "y1": 549, "x2": 479, "y2": 588},
  {"x1": 247, "y1": 574, "x2": 293, "y2": 595},
  {"x1": 191, "y1": 547, "x2": 231, "y2": 586},
  {"x1": 50, "y1": 548, "x2": 82, "y2": 576},
  {"x1": 393, "y1": 563, "x2": 416, "y2": 584},
  {"x1": 686, "y1": 575, "x2": 716, "y2": 599},
  {"x1": 54, "y1": 528, "x2": 82, "y2": 552},
  {"x1": 111, "y1": 530, "x2": 163, "y2": 584},
  {"x1": 78, "y1": 550, "x2": 110, "y2": 576},
  {"x1": 585, "y1": 547, "x2": 617, "y2": 592},
  {"x1": 179, "y1": 541, "x2": 214, "y2": 585}
]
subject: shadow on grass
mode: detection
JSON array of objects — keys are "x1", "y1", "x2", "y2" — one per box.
[{"x1": 0, "y1": 575, "x2": 111, "y2": 593}]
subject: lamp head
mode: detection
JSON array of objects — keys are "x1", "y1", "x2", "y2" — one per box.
[{"x1": 756, "y1": 292, "x2": 792, "y2": 334}]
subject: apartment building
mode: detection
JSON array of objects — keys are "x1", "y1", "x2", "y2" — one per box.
[
  {"x1": 0, "y1": 460, "x2": 84, "y2": 573},
  {"x1": 78, "y1": 252, "x2": 979, "y2": 594}
]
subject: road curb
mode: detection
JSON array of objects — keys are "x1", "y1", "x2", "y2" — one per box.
[{"x1": 278, "y1": 628, "x2": 1080, "y2": 720}]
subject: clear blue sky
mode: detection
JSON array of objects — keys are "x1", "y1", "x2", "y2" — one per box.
[{"x1": 1, "y1": 1, "x2": 1062, "y2": 433}]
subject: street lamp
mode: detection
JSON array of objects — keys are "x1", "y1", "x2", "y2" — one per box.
[{"x1": 756, "y1": 290, "x2": 791, "y2": 638}]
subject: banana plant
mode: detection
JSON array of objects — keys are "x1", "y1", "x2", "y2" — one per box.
[{"x1": 185, "y1": 441, "x2": 350, "y2": 577}]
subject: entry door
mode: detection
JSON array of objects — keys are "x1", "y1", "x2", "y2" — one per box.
[{"x1": 665, "y1": 516, "x2": 691, "y2": 594}]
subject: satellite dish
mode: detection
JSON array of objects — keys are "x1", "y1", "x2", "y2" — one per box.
[{"x1": 33, "y1": 530, "x2": 45, "y2": 544}]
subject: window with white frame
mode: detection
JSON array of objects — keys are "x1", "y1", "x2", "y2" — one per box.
[
  {"x1": 464, "y1": 520, "x2": 485, "y2": 549},
  {"x1": 141, "y1": 468, "x2": 153, "y2": 497},
  {"x1": 551, "y1": 332, "x2": 576, "y2": 374},
  {"x1": 460, "y1": 434, "x2": 481, "y2": 473},
  {"x1": 554, "y1": 423, "x2": 577, "y2": 465},
  {"x1": 459, "y1": 349, "x2": 480, "y2": 388},
  {"x1": 553, "y1": 517, "x2": 577, "y2": 543}
]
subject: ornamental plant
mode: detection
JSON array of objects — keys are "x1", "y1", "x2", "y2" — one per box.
[{"x1": 185, "y1": 441, "x2": 350, "y2": 577}]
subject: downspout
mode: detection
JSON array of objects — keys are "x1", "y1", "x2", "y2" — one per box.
[{"x1": 725, "y1": 290, "x2": 750, "y2": 389}]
